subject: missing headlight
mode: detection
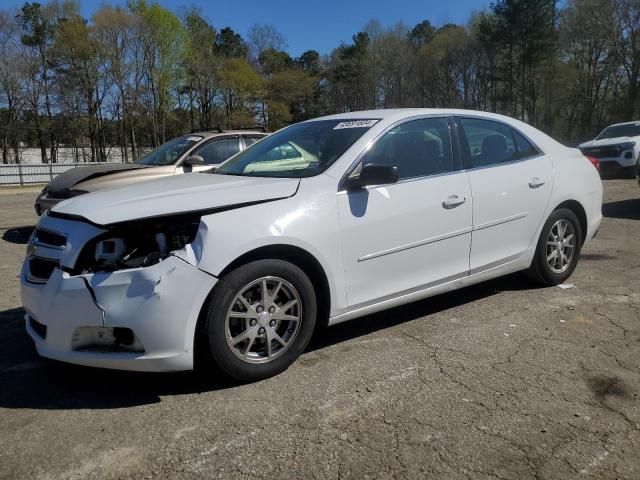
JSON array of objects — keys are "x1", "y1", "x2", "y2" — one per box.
[
  {"x1": 95, "y1": 238, "x2": 126, "y2": 263},
  {"x1": 72, "y1": 213, "x2": 202, "y2": 274}
]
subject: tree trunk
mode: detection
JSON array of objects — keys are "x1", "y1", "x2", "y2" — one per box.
[
  {"x1": 624, "y1": 76, "x2": 639, "y2": 121},
  {"x1": 120, "y1": 95, "x2": 129, "y2": 163},
  {"x1": 43, "y1": 83, "x2": 56, "y2": 163},
  {"x1": 130, "y1": 119, "x2": 138, "y2": 162},
  {"x1": 34, "y1": 111, "x2": 48, "y2": 164},
  {"x1": 2, "y1": 139, "x2": 8, "y2": 164}
]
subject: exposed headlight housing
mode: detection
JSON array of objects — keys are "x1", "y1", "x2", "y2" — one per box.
[
  {"x1": 95, "y1": 238, "x2": 126, "y2": 263},
  {"x1": 72, "y1": 212, "x2": 202, "y2": 274},
  {"x1": 618, "y1": 141, "x2": 636, "y2": 150}
]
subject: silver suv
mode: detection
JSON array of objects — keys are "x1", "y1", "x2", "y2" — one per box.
[{"x1": 35, "y1": 130, "x2": 267, "y2": 214}]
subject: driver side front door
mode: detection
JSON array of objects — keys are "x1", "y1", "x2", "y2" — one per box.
[{"x1": 337, "y1": 117, "x2": 473, "y2": 308}]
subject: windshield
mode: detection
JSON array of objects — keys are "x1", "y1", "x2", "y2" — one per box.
[
  {"x1": 215, "y1": 119, "x2": 379, "y2": 178},
  {"x1": 134, "y1": 135, "x2": 203, "y2": 166},
  {"x1": 596, "y1": 124, "x2": 640, "y2": 140}
]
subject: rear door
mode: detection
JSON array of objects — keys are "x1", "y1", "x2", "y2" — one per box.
[{"x1": 455, "y1": 116, "x2": 553, "y2": 272}]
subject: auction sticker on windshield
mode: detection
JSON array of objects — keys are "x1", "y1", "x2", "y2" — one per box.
[{"x1": 333, "y1": 120, "x2": 379, "y2": 129}]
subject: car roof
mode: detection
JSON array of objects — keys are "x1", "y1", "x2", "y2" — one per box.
[
  {"x1": 310, "y1": 108, "x2": 538, "y2": 125},
  {"x1": 308, "y1": 108, "x2": 568, "y2": 155},
  {"x1": 188, "y1": 130, "x2": 268, "y2": 139},
  {"x1": 603, "y1": 120, "x2": 640, "y2": 128}
]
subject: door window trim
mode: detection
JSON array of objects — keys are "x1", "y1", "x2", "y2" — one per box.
[
  {"x1": 453, "y1": 115, "x2": 544, "y2": 171},
  {"x1": 338, "y1": 114, "x2": 463, "y2": 191}
]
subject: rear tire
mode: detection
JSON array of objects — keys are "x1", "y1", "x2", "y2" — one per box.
[
  {"x1": 528, "y1": 208, "x2": 583, "y2": 286},
  {"x1": 202, "y1": 259, "x2": 317, "y2": 382}
]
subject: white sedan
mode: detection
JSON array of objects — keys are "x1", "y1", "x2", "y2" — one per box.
[{"x1": 21, "y1": 109, "x2": 602, "y2": 381}]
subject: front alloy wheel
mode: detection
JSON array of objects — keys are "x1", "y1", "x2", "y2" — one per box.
[
  {"x1": 225, "y1": 276, "x2": 302, "y2": 363},
  {"x1": 202, "y1": 259, "x2": 317, "y2": 381}
]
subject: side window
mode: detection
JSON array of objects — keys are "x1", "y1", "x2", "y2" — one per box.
[
  {"x1": 512, "y1": 130, "x2": 540, "y2": 159},
  {"x1": 361, "y1": 117, "x2": 453, "y2": 180},
  {"x1": 459, "y1": 118, "x2": 541, "y2": 167},
  {"x1": 192, "y1": 138, "x2": 240, "y2": 165},
  {"x1": 458, "y1": 118, "x2": 516, "y2": 167},
  {"x1": 244, "y1": 136, "x2": 263, "y2": 147}
]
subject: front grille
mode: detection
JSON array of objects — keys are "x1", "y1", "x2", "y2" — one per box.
[
  {"x1": 28, "y1": 257, "x2": 58, "y2": 281},
  {"x1": 34, "y1": 228, "x2": 66, "y2": 247},
  {"x1": 27, "y1": 227, "x2": 66, "y2": 282},
  {"x1": 581, "y1": 146, "x2": 622, "y2": 159},
  {"x1": 29, "y1": 317, "x2": 47, "y2": 339}
]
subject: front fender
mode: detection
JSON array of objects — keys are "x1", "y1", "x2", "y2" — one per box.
[{"x1": 186, "y1": 189, "x2": 348, "y2": 315}]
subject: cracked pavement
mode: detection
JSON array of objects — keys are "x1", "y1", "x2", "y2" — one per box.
[{"x1": 0, "y1": 180, "x2": 638, "y2": 480}]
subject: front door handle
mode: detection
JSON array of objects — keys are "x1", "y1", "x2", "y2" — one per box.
[
  {"x1": 529, "y1": 177, "x2": 545, "y2": 189},
  {"x1": 442, "y1": 195, "x2": 466, "y2": 209}
]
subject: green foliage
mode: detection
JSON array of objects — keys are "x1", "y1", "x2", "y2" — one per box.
[
  {"x1": 3, "y1": 0, "x2": 640, "y2": 162},
  {"x1": 297, "y1": 50, "x2": 321, "y2": 75},
  {"x1": 17, "y1": 2, "x2": 56, "y2": 49},
  {"x1": 259, "y1": 48, "x2": 294, "y2": 75},
  {"x1": 409, "y1": 20, "x2": 436, "y2": 48},
  {"x1": 218, "y1": 58, "x2": 263, "y2": 128},
  {"x1": 215, "y1": 26, "x2": 248, "y2": 58},
  {"x1": 182, "y1": 9, "x2": 217, "y2": 129}
]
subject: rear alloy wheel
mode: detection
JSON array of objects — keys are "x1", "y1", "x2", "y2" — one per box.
[
  {"x1": 545, "y1": 219, "x2": 577, "y2": 274},
  {"x1": 528, "y1": 208, "x2": 583, "y2": 285},
  {"x1": 203, "y1": 259, "x2": 317, "y2": 381}
]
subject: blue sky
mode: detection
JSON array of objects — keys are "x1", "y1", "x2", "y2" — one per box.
[{"x1": 5, "y1": 0, "x2": 492, "y2": 56}]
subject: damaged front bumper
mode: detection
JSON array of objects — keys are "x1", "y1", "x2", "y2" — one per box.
[{"x1": 21, "y1": 255, "x2": 217, "y2": 372}]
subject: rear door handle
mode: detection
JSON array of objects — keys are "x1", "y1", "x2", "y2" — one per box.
[
  {"x1": 442, "y1": 195, "x2": 466, "y2": 209},
  {"x1": 529, "y1": 177, "x2": 545, "y2": 189}
]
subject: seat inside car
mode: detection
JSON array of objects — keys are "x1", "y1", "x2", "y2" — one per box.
[
  {"x1": 480, "y1": 134, "x2": 510, "y2": 165},
  {"x1": 391, "y1": 131, "x2": 430, "y2": 178}
]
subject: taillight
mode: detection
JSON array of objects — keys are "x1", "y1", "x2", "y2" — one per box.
[{"x1": 586, "y1": 156, "x2": 600, "y2": 171}]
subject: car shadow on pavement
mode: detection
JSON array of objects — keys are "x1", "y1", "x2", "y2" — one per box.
[
  {"x1": 0, "y1": 306, "x2": 239, "y2": 410},
  {"x1": 603, "y1": 198, "x2": 640, "y2": 220},
  {"x1": 308, "y1": 273, "x2": 538, "y2": 353},
  {"x1": 1, "y1": 226, "x2": 34, "y2": 245},
  {"x1": 0, "y1": 274, "x2": 540, "y2": 411}
]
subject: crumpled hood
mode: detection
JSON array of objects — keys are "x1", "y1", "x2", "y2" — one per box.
[
  {"x1": 579, "y1": 136, "x2": 637, "y2": 149},
  {"x1": 46, "y1": 163, "x2": 150, "y2": 192},
  {"x1": 51, "y1": 173, "x2": 300, "y2": 225}
]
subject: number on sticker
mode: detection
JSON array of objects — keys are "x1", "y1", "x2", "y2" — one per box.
[{"x1": 333, "y1": 120, "x2": 379, "y2": 130}]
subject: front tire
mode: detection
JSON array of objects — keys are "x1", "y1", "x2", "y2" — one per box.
[
  {"x1": 528, "y1": 208, "x2": 583, "y2": 286},
  {"x1": 203, "y1": 259, "x2": 317, "y2": 381}
]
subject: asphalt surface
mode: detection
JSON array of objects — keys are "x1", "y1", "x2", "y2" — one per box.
[{"x1": 0, "y1": 180, "x2": 638, "y2": 480}]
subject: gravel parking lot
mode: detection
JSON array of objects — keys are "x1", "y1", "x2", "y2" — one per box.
[{"x1": 0, "y1": 180, "x2": 638, "y2": 480}]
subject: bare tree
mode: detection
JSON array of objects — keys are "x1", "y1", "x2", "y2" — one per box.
[
  {"x1": 612, "y1": 0, "x2": 640, "y2": 120},
  {"x1": 248, "y1": 24, "x2": 287, "y2": 61},
  {"x1": 0, "y1": 11, "x2": 25, "y2": 164}
]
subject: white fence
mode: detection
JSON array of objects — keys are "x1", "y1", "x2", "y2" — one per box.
[
  {"x1": 0, "y1": 162, "x2": 128, "y2": 186},
  {"x1": 5, "y1": 147, "x2": 134, "y2": 165},
  {"x1": 0, "y1": 147, "x2": 153, "y2": 186}
]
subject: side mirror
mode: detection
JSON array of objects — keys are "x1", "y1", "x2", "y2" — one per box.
[
  {"x1": 346, "y1": 163, "x2": 399, "y2": 190},
  {"x1": 184, "y1": 155, "x2": 204, "y2": 166}
]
